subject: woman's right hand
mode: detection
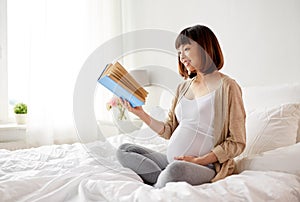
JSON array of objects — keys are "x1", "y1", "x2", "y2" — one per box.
[{"x1": 119, "y1": 98, "x2": 144, "y2": 118}]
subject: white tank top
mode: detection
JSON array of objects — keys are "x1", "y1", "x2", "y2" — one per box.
[{"x1": 166, "y1": 91, "x2": 216, "y2": 163}]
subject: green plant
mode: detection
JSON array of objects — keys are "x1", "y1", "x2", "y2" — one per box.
[{"x1": 14, "y1": 103, "x2": 27, "y2": 114}]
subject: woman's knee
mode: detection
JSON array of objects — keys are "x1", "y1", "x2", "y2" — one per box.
[
  {"x1": 118, "y1": 143, "x2": 134, "y2": 151},
  {"x1": 154, "y1": 161, "x2": 186, "y2": 188},
  {"x1": 116, "y1": 143, "x2": 145, "y2": 162},
  {"x1": 155, "y1": 161, "x2": 216, "y2": 188},
  {"x1": 164, "y1": 161, "x2": 186, "y2": 179},
  {"x1": 116, "y1": 143, "x2": 133, "y2": 161}
]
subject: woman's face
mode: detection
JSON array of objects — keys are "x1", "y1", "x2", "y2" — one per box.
[{"x1": 177, "y1": 40, "x2": 202, "y2": 74}]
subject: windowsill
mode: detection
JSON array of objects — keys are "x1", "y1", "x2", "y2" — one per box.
[
  {"x1": 0, "y1": 123, "x2": 27, "y2": 149},
  {"x1": 0, "y1": 123, "x2": 26, "y2": 131}
]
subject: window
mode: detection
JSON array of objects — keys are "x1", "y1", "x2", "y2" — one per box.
[
  {"x1": 0, "y1": 0, "x2": 122, "y2": 124},
  {"x1": 0, "y1": 0, "x2": 29, "y2": 123},
  {"x1": 7, "y1": 0, "x2": 29, "y2": 119}
]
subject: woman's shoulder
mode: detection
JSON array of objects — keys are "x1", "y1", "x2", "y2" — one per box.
[
  {"x1": 218, "y1": 72, "x2": 243, "y2": 95},
  {"x1": 219, "y1": 72, "x2": 241, "y2": 88}
]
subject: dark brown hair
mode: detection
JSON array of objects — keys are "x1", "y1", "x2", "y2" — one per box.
[{"x1": 175, "y1": 25, "x2": 224, "y2": 79}]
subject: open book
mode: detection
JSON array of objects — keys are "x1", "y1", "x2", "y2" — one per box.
[{"x1": 97, "y1": 62, "x2": 148, "y2": 107}]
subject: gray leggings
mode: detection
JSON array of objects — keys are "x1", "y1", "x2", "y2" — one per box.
[{"x1": 116, "y1": 143, "x2": 216, "y2": 188}]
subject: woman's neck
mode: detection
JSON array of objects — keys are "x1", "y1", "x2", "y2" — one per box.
[
  {"x1": 192, "y1": 70, "x2": 221, "y2": 90},
  {"x1": 193, "y1": 70, "x2": 217, "y2": 83}
]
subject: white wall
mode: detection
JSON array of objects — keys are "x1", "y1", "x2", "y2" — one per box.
[{"x1": 121, "y1": 0, "x2": 300, "y2": 87}]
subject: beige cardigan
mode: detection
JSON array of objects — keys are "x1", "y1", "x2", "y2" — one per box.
[{"x1": 158, "y1": 72, "x2": 246, "y2": 182}]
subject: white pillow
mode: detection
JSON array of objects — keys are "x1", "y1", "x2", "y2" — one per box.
[
  {"x1": 237, "y1": 103, "x2": 300, "y2": 160},
  {"x1": 235, "y1": 143, "x2": 300, "y2": 176},
  {"x1": 242, "y1": 83, "x2": 300, "y2": 143}
]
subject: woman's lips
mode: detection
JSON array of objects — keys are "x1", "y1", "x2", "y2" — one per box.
[{"x1": 183, "y1": 60, "x2": 191, "y2": 67}]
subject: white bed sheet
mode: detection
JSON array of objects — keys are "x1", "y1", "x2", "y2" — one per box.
[{"x1": 1, "y1": 130, "x2": 300, "y2": 202}]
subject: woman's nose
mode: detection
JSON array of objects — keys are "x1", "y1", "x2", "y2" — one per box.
[{"x1": 180, "y1": 52, "x2": 186, "y2": 61}]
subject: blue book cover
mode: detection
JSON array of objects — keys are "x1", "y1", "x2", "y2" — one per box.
[{"x1": 97, "y1": 63, "x2": 146, "y2": 107}]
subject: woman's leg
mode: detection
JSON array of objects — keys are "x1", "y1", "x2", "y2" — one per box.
[
  {"x1": 116, "y1": 143, "x2": 168, "y2": 185},
  {"x1": 154, "y1": 160, "x2": 216, "y2": 188}
]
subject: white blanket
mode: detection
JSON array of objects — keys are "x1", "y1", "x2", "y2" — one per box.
[{"x1": 1, "y1": 130, "x2": 300, "y2": 202}]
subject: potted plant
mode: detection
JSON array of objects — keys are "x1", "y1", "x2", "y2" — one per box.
[
  {"x1": 106, "y1": 96, "x2": 127, "y2": 121},
  {"x1": 14, "y1": 103, "x2": 27, "y2": 124},
  {"x1": 106, "y1": 96, "x2": 143, "y2": 133}
]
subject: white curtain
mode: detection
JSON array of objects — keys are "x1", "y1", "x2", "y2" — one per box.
[{"x1": 21, "y1": 0, "x2": 123, "y2": 146}]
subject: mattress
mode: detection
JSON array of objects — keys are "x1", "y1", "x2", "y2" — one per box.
[{"x1": 1, "y1": 129, "x2": 300, "y2": 202}]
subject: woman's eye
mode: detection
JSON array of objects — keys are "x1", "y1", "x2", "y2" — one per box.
[{"x1": 184, "y1": 47, "x2": 190, "y2": 51}]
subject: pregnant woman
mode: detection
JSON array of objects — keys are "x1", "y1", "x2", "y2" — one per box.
[{"x1": 117, "y1": 24, "x2": 246, "y2": 188}]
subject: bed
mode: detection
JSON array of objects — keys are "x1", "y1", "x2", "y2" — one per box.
[{"x1": 1, "y1": 82, "x2": 300, "y2": 202}]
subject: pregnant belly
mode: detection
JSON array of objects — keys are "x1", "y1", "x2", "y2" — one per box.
[{"x1": 166, "y1": 126, "x2": 210, "y2": 163}]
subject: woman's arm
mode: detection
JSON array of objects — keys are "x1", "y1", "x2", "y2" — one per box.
[{"x1": 212, "y1": 79, "x2": 246, "y2": 163}]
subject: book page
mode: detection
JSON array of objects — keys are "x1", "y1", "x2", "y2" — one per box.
[{"x1": 106, "y1": 62, "x2": 148, "y2": 102}]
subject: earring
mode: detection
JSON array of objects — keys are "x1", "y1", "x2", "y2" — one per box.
[{"x1": 188, "y1": 71, "x2": 197, "y2": 78}]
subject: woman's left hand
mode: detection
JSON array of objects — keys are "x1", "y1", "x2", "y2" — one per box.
[
  {"x1": 174, "y1": 155, "x2": 204, "y2": 165},
  {"x1": 175, "y1": 152, "x2": 218, "y2": 166}
]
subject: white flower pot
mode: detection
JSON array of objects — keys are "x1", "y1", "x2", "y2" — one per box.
[
  {"x1": 110, "y1": 107, "x2": 143, "y2": 133},
  {"x1": 15, "y1": 114, "x2": 27, "y2": 125},
  {"x1": 111, "y1": 107, "x2": 128, "y2": 121}
]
